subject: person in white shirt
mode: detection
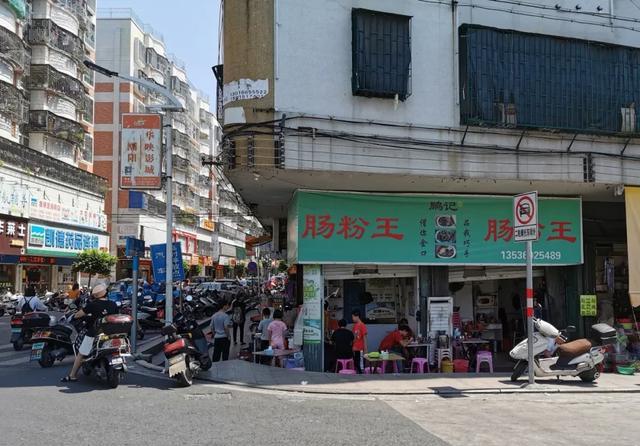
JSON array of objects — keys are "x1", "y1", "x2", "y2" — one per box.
[{"x1": 16, "y1": 286, "x2": 47, "y2": 313}]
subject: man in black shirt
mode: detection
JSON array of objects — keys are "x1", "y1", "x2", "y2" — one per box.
[
  {"x1": 331, "y1": 319, "x2": 355, "y2": 365},
  {"x1": 62, "y1": 283, "x2": 118, "y2": 382}
]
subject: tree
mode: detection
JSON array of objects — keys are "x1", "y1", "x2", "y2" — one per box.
[
  {"x1": 71, "y1": 249, "x2": 116, "y2": 287},
  {"x1": 183, "y1": 261, "x2": 190, "y2": 278}
]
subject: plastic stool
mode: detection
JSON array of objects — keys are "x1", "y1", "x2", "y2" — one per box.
[
  {"x1": 335, "y1": 358, "x2": 355, "y2": 373},
  {"x1": 338, "y1": 369, "x2": 357, "y2": 375},
  {"x1": 437, "y1": 348, "x2": 452, "y2": 372},
  {"x1": 410, "y1": 357, "x2": 430, "y2": 374},
  {"x1": 476, "y1": 351, "x2": 494, "y2": 373},
  {"x1": 364, "y1": 367, "x2": 383, "y2": 374}
]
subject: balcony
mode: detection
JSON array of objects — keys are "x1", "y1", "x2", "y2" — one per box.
[
  {"x1": 28, "y1": 19, "x2": 84, "y2": 62},
  {"x1": 27, "y1": 110, "x2": 85, "y2": 145},
  {"x1": 145, "y1": 47, "x2": 169, "y2": 78},
  {"x1": 172, "y1": 128, "x2": 198, "y2": 152},
  {"x1": 170, "y1": 76, "x2": 190, "y2": 98},
  {"x1": 198, "y1": 174, "x2": 212, "y2": 188},
  {"x1": 199, "y1": 196, "x2": 212, "y2": 211},
  {"x1": 0, "y1": 26, "x2": 30, "y2": 74},
  {"x1": 0, "y1": 136, "x2": 107, "y2": 193},
  {"x1": 28, "y1": 64, "x2": 85, "y2": 104},
  {"x1": 6, "y1": 0, "x2": 27, "y2": 19},
  {"x1": 81, "y1": 133, "x2": 93, "y2": 163},
  {"x1": 172, "y1": 154, "x2": 191, "y2": 172},
  {"x1": 218, "y1": 223, "x2": 246, "y2": 243},
  {"x1": 0, "y1": 80, "x2": 29, "y2": 123}
]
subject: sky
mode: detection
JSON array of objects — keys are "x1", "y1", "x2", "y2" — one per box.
[{"x1": 98, "y1": 0, "x2": 221, "y2": 106}]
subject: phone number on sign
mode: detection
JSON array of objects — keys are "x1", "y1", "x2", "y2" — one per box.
[{"x1": 500, "y1": 250, "x2": 562, "y2": 261}]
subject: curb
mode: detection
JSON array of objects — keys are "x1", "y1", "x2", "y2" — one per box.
[
  {"x1": 135, "y1": 359, "x2": 165, "y2": 373},
  {"x1": 189, "y1": 374, "x2": 640, "y2": 396}
]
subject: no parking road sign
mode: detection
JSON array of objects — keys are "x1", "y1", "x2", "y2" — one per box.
[{"x1": 513, "y1": 191, "x2": 539, "y2": 242}]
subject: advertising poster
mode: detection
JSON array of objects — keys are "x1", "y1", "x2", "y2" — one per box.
[
  {"x1": 303, "y1": 264, "x2": 322, "y2": 344},
  {"x1": 121, "y1": 114, "x2": 162, "y2": 189}
]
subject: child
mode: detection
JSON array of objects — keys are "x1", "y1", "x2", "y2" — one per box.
[
  {"x1": 351, "y1": 309, "x2": 368, "y2": 374},
  {"x1": 331, "y1": 319, "x2": 355, "y2": 364},
  {"x1": 257, "y1": 307, "x2": 273, "y2": 365},
  {"x1": 267, "y1": 309, "x2": 288, "y2": 350}
]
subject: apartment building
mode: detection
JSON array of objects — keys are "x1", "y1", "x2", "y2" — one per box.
[
  {"x1": 220, "y1": 0, "x2": 640, "y2": 368},
  {"x1": 0, "y1": 0, "x2": 107, "y2": 293},
  {"x1": 94, "y1": 9, "x2": 243, "y2": 279}
]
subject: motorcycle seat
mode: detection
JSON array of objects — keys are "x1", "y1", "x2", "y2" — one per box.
[{"x1": 556, "y1": 339, "x2": 592, "y2": 358}]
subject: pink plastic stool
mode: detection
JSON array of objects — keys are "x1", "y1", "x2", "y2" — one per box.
[
  {"x1": 338, "y1": 369, "x2": 357, "y2": 375},
  {"x1": 335, "y1": 358, "x2": 355, "y2": 373},
  {"x1": 476, "y1": 351, "x2": 493, "y2": 373},
  {"x1": 410, "y1": 357, "x2": 430, "y2": 374},
  {"x1": 364, "y1": 367, "x2": 383, "y2": 374}
]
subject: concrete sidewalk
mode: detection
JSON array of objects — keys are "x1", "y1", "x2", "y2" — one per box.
[{"x1": 192, "y1": 360, "x2": 640, "y2": 395}]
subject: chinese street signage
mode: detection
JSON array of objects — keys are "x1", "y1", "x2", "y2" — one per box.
[
  {"x1": 27, "y1": 224, "x2": 108, "y2": 257},
  {"x1": 302, "y1": 264, "x2": 322, "y2": 344},
  {"x1": 513, "y1": 191, "x2": 539, "y2": 242},
  {"x1": 150, "y1": 242, "x2": 185, "y2": 282},
  {"x1": 121, "y1": 114, "x2": 162, "y2": 189},
  {"x1": 0, "y1": 215, "x2": 28, "y2": 255},
  {"x1": 30, "y1": 197, "x2": 107, "y2": 231},
  {"x1": 0, "y1": 183, "x2": 29, "y2": 217},
  {"x1": 580, "y1": 295, "x2": 597, "y2": 317},
  {"x1": 289, "y1": 191, "x2": 583, "y2": 266}
]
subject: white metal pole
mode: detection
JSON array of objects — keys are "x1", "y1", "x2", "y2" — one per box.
[
  {"x1": 165, "y1": 119, "x2": 174, "y2": 325},
  {"x1": 526, "y1": 240, "x2": 534, "y2": 385}
]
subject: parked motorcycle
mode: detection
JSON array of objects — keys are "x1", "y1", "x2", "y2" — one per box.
[
  {"x1": 81, "y1": 314, "x2": 134, "y2": 388},
  {"x1": 30, "y1": 311, "x2": 76, "y2": 368},
  {"x1": 510, "y1": 318, "x2": 616, "y2": 382},
  {"x1": 10, "y1": 311, "x2": 54, "y2": 351},
  {"x1": 162, "y1": 298, "x2": 212, "y2": 387}
]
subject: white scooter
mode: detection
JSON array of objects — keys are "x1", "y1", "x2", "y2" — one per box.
[{"x1": 510, "y1": 318, "x2": 616, "y2": 383}]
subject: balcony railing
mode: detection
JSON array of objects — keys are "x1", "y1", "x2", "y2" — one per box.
[
  {"x1": 28, "y1": 19, "x2": 84, "y2": 62},
  {"x1": 0, "y1": 26, "x2": 30, "y2": 74},
  {"x1": 172, "y1": 154, "x2": 191, "y2": 171},
  {"x1": 145, "y1": 47, "x2": 169, "y2": 76},
  {"x1": 27, "y1": 110, "x2": 85, "y2": 145},
  {"x1": 0, "y1": 136, "x2": 107, "y2": 193},
  {"x1": 199, "y1": 174, "x2": 211, "y2": 188},
  {"x1": 0, "y1": 80, "x2": 29, "y2": 123},
  {"x1": 28, "y1": 64, "x2": 85, "y2": 103},
  {"x1": 218, "y1": 223, "x2": 246, "y2": 243},
  {"x1": 170, "y1": 76, "x2": 190, "y2": 98}
]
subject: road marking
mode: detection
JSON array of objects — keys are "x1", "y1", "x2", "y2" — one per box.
[
  {"x1": 0, "y1": 349, "x2": 27, "y2": 359},
  {"x1": 0, "y1": 356, "x2": 29, "y2": 366}
]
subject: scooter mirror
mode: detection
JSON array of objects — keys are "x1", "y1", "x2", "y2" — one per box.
[{"x1": 566, "y1": 325, "x2": 577, "y2": 333}]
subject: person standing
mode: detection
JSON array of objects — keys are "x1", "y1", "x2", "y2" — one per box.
[
  {"x1": 211, "y1": 301, "x2": 232, "y2": 362},
  {"x1": 351, "y1": 309, "x2": 368, "y2": 374},
  {"x1": 231, "y1": 296, "x2": 247, "y2": 345},
  {"x1": 331, "y1": 319, "x2": 355, "y2": 363},
  {"x1": 267, "y1": 309, "x2": 288, "y2": 350},
  {"x1": 257, "y1": 307, "x2": 272, "y2": 365}
]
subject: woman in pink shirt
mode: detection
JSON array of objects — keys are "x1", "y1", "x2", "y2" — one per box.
[{"x1": 267, "y1": 309, "x2": 288, "y2": 350}]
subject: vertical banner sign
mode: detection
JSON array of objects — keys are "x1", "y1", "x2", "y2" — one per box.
[
  {"x1": 303, "y1": 264, "x2": 322, "y2": 344},
  {"x1": 121, "y1": 114, "x2": 162, "y2": 189},
  {"x1": 150, "y1": 242, "x2": 185, "y2": 282}
]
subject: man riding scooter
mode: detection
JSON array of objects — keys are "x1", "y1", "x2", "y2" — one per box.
[{"x1": 61, "y1": 284, "x2": 118, "y2": 383}]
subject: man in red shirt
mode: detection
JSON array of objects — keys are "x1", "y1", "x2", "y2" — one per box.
[
  {"x1": 379, "y1": 325, "x2": 412, "y2": 352},
  {"x1": 351, "y1": 309, "x2": 367, "y2": 374}
]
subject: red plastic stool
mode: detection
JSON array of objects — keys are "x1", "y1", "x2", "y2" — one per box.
[
  {"x1": 364, "y1": 367, "x2": 383, "y2": 374},
  {"x1": 338, "y1": 369, "x2": 357, "y2": 375}
]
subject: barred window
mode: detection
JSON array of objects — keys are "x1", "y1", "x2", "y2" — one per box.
[{"x1": 352, "y1": 9, "x2": 412, "y2": 101}]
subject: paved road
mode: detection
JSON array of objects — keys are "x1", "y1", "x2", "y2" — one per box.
[{"x1": 1, "y1": 314, "x2": 638, "y2": 446}]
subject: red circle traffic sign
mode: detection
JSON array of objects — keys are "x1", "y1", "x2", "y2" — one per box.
[{"x1": 515, "y1": 196, "x2": 535, "y2": 225}]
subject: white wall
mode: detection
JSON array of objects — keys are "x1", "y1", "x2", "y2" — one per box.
[{"x1": 273, "y1": 0, "x2": 640, "y2": 187}]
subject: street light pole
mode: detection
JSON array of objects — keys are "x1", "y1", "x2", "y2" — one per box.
[{"x1": 84, "y1": 61, "x2": 184, "y2": 326}]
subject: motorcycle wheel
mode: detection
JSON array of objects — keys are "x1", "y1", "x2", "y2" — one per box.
[
  {"x1": 176, "y1": 356, "x2": 194, "y2": 387},
  {"x1": 0, "y1": 308, "x2": 4, "y2": 317},
  {"x1": 106, "y1": 366, "x2": 120, "y2": 389},
  {"x1": 510, "y1": 360, "x2": 527, "y2": 382},
  {"x1": 12, "y1": 338, "x2": 24, "y2": 351},
  {"x1": 579, "y1": 367, "x2": 599, "y2": 383},
  {"x1": 38, "y1": 346, "x2": 55, "y2": 368},
  {"x1": 82, "y1": 363, "x2": 91, "y2": 376}
]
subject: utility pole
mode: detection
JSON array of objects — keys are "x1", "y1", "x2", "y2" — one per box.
[{"x1": 83, "y1": 61, "x2": 184, "y2": 325}]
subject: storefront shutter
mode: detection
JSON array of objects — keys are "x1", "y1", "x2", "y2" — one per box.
[{"x1": 323, "y1": 264, "x2": 417, "y2": 281}]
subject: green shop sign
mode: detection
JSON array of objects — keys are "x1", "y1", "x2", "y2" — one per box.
[{"x1": 288, "y1": 191, "x2": 583, "y2": 266}]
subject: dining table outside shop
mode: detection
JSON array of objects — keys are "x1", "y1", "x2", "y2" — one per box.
[
  {"x1": 364, "y1": 353, "x2": 405, "y2": 374},
  {"x1": 252, "y1": 348, "x2": 300, "y2": 367}
]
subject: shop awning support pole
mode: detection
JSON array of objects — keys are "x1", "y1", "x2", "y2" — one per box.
[{"x1": 526, "y1": 240, "x2": 535, "y2": 385}]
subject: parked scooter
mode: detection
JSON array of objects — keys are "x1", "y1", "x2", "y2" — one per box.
[
  {"x1": 80, "y1": 314, "x2": 134, "y2": 388},
  {"x1": 30, "y1": 311, "x2": 76, "y2": 368},
  {"x1": 10, "y1": 311, "x2": 54, "y2": 351},
  {"x1": 162, "y1": 297, "x2": 212, "y2": 387},
  {"x1": 510, "y1": 318, "x2": 616, "y2": 382}
]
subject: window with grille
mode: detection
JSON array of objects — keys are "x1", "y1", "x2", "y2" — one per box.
[{"x1": 351, "y1": 9, "x2": 412, "y2": 101}]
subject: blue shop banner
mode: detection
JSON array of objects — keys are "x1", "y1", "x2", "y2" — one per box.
[{"x1": 27, "y1": 224, "x2": 108, "y2": 257}]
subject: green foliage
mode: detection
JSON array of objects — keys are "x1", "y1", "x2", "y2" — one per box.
[
  {"x1": 277, "y1": 261, "x2": 288, "y2": 273},
  {"x1": 71, "y1": 249, "x2": 116, "y2": 286},
  {"x1": 192, "y1": 264, "x2": 202, "y2": 277}
]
